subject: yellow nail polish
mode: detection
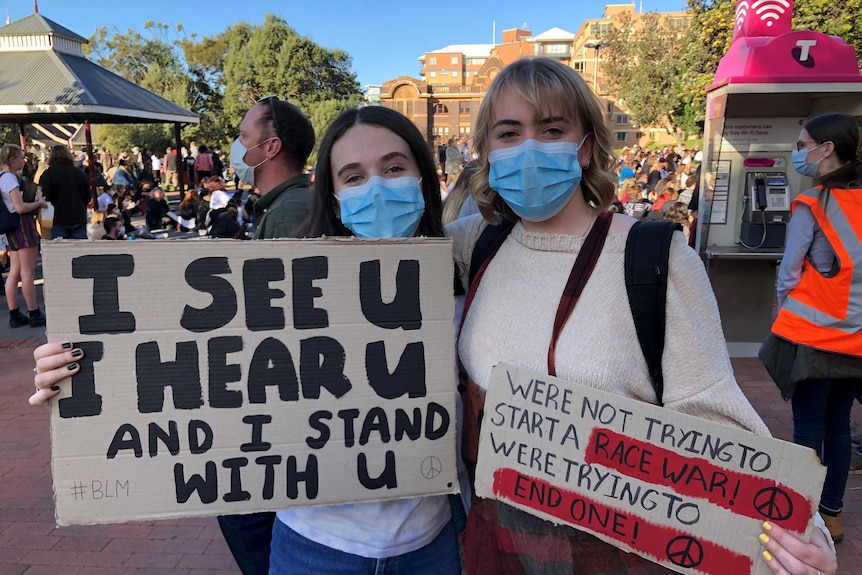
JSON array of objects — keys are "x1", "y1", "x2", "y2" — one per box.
[
  {"x1": 763, "y1": 521, "x2": 772, "y2": 531},
  {"x1": 759, "y1": 533, "x2": 769, "y2": 544},
  {"x1": 762, "y1": 550, "x2": 773, "y2": 562}
]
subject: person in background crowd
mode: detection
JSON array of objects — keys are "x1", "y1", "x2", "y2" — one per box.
[
  {"x1": 2, "y1": 144, "x2": 48, "y2": 328},
  {"x1": 101, "y1": 216, "x2": 124, "y2": 240},
  {"x1": 760, "y1": 112, "x2": 862, "y2": 545},
  {"x1": 445, "y1": 137, "x2": 462, "y2": 180},
  {"x1": 442, "y1": 160, "x2": 482, "y2": 225},
  {"x1": 447, "y1": 56, "x2": 837, "y2": 575},
  {"x1": 177, "y1": 188, "x2": 200, "y2": 232},
  {"x1": 163, "y1": 147, "x2": 178, "y2": 189},
  {"x1": 39, "y1": 145, "x2": 90, "y2": 239},
  {"x1": 145, "y1": 188, "x2": 172, "y2": 231},
  {"x1": 195, "y1": 144, "x2": 213, "y2": 181}
]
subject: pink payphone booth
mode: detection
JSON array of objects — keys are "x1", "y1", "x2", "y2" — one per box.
[{"x1": 697, "y1": 0, "x2": 862, "y2": 356}]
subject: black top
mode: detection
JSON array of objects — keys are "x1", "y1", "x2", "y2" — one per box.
[{"x1": 39, "y1": 160, "x2": 90, "y2": 227}]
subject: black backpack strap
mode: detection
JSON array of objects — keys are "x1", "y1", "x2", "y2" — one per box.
[
  {"x1": 468, "y1": 219, "x2": 515, "y2": 286},
  {"x1": 624, "y1": 220, "x2": 681, "y2": 406}
]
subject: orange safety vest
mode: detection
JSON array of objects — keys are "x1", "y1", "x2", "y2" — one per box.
[{"x1": 771, "y1": 187, "x2": 862, "y2": 357}]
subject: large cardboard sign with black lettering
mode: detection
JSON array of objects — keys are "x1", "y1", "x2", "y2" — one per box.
[
  {"x1": 475, "y1": 364, "x2": 825, "y2": 575},
  {"x1": 43, "y1": 239, "x2": 457, "y2": 526}
]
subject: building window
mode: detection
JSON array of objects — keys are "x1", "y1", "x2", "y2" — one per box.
[
  {"x1": 615, "y1": 132, "x2": 627, "y2": 142},
  {"x1": 444, "y1": 127, "x2": 450, "y2": 135},
  {"x1": 395, "y1": 101, "x2": 403, "y2": 114},
  {"x1": 407, "y1": 101, "x2": 413, "y2": 115},
  {"x1": 451, "y1": 56, "x2": 458, "y2": 64},
  {"x1": 434, "y1": 103, "x2": 449, "y2": 115},
  {"x1": 616, "y1": 114, "x2": 628, "y2": 124},
  {"x1": 573, "y1": 61, "x2": 585, "y2": 72},
  {"x1": 589, "y1": 23, "x2": 611, "y2": 37},
  {"x1": 459, "y1": 101, "x2": 471, "y2": 115},
  {"x1": 635, "y1": 131, "x2": 643, "y2": 139},
  {"x1": 429, "y1": 57, "x2": 437, "y2": 65},
  {"x1": 429, "y1": 71, "x2": 436, "y2": 78},
  {"x1": 452, "y1": 71, "x2": 458, "y2": 77},
  {"x1": 544, "y1": 42, "x2": 569, "y2": 54}
]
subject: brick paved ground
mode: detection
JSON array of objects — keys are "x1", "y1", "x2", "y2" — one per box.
[{"x1": 1, "y1": 341, "x2": 860, "y2": 574}]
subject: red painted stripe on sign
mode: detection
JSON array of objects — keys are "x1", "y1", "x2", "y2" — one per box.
[
  {"x1": 492, "y1": 468, "x2": 753, "y2": 575},
  {"x1": 583, "y1": 427, "x2": 813, "y2": 532}
]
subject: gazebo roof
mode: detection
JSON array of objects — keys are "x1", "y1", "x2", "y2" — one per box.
[{"x1": 0, "y1": 13, "x2": 198, "y2": 125}]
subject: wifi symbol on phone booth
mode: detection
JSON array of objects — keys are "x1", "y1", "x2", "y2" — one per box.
[
  {"x1": 735, "y1": 0, "x2": 750, "y2": 30},
  {"x1": 752, "y1": 0, "x2": 791, "y2": 27}
]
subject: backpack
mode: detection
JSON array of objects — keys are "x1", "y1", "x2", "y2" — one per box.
[
  {"x1": 0, "y1": 172, "x2": 21, "y2": 235},
  {"x1": 468, "y1": 218, "x2": 681, "y2": 406}
]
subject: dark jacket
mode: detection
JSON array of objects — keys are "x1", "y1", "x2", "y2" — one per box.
[
  {"x1": 253, "y1": 174, "x2": 312, "y2": 239},
  {"x1": 39, "y1": 160, "x2": 90, "y2": 227}
]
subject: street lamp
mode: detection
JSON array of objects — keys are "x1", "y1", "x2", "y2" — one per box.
[{"x1": 583, "y1": 40, "x2": 605, "y2": 93}]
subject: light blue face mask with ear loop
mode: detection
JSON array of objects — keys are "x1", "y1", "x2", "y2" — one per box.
[
  {"x1": 791, "y1": 143, "x2": 824, "y2": 178},
  {"x1": 488, "y1": 136, "x2": 588, "y2": 222},
  {"x1": 337, "y1": 176, "x2": 426, "y2": 238}
]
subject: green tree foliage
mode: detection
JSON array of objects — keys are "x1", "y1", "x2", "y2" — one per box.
[
  {"x1": 672, "y1": 0, "x2": 862, "y2": 135},
  {"x1": 88, "y1": 22, "x2": 192, "y2": 154},
  {"x1": 221, "y1": 14, "x2": 362, "y2": 160},
  {"x1": 601, "y1": 11, "x2": 686, "y2": 139}
]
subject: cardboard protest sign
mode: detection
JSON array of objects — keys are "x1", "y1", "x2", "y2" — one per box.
[
  {"x1": 42, "y1": 238, "x2": 457, "y2": 526},
  {"x1": 475, "y1": 363, "x2": 825, "y2": 575}
]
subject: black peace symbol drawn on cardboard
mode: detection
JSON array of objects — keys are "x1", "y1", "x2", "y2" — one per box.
[
  {"x1": 420, "y1": 456, "x2": 442, "y2": 479},
  {"x1": 753, "y1": 487, "x2": 793, "y2": 521},
  {"x1": 666, "y1": 536, "x2": 704, "y2": 569}
]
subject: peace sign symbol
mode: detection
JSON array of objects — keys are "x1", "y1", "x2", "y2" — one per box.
[
  {"x1": 420, "y1": 456, "x2": 443, "y2": 479},
  {"x1": 665, "y1": 536, "x2": 703, "y2": 569},
  {"x1": 753, "y1": 487, "x2": 793, "y2": 521}
]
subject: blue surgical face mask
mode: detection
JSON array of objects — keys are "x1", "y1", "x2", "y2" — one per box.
[
  {"x1": 791, "y1": 142, "x2": 824, "y2": 178},
  {"x1": 337, "y1": 176, "x2": 425, "y2": 238},
  {"x1": 229, "y1": 137, "x2": 274, "y2": 187},
  {"x1": 488, "y1": 137, "x2": 587, "y2": 222}
]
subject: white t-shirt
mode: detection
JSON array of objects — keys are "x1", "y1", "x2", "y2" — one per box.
[
  {"x1": 152, "y1": 155, "x2": 162, "y2": 171},
  {"x1": 209, "y1": 189, "x2": 232, "y2": 210},
  {"x1": 276, "y1": 495, "x2": 451, "y2": 559},
  {"x1": 1, "y1": 171, "x2": 20, "y2": 212}
]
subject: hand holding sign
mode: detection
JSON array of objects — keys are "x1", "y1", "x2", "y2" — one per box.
[
  {"x1": 759, "y1": 521, "x2": 837, "y2": 575},
  {"x1": 474, "y1": 364, "x2": 827, "y2": 575}
]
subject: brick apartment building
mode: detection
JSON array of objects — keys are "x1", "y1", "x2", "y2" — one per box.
[{"x1": 377, "y1": 2, "x2": 689, "y2": 150}]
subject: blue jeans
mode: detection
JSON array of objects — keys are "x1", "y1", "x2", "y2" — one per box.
[
  {"x1": 51, "y1": 224, "x2": 88, "y2": 239},
  {"x1": 791, "y1": 378, "x2": 858, "y2": 513},
  {"x1": 270, "y1": 517, "x2": 460, "y2": 575},
  {"x1": 217, "y1": 512, "x2": 275, "y2": 575}
]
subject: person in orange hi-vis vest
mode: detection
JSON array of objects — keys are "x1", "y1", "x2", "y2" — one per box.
[{"x1": 761, "y1": 112, "x2": 862, "y2": 545}]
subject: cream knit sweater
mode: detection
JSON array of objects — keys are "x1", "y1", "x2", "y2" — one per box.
[{"x1": 447, "y1": 214, "x2": 770, "y2": 436}]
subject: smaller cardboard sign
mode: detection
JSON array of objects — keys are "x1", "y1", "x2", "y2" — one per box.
[
  {"x1": 43, "y1": 238, "x2": 458, "y2": 526},
  {"x1": 475, "y1": 364, "x2": 825, "y2": 575}
]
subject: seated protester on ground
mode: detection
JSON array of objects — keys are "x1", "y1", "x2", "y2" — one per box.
[
  {"x1": 207, "y1": 176, "x2": 233, "y2": 227},
  {"x1": 618, "y1": 160, "x2": 634, "y2": 184},
  {"x1": 617, "y1": 178, "x2": 635, "y2": 204},
  {"x1": 96, "y1": 186, "x2": 114, "y2": 212},
  {"x1": 111, "y1": 159, "x2": 137, "y2": 190},
  {"x1": 145, "y1": 188, "x2": 172, "y2": 231},
  {"x1": 87, "y1": 211, "x2": 107, "y2": 240},
  {"x1": 209, "y1": 206, "x2": 242, "y2": 239},
  {"x1": 243, "y1": 190, "x2": 259, "y2": 224},
  {"x1": 119, "y1": 193, "x2": 137, "y2": 230},
  {"x1": 646, "y1": 160, "x2": 664, "y2": 191},
  {"x1": 197, "y1": 187, "x2": 211, "y2": 230},
  {"x1": 178, "y1": 189, "x2": 200, "y2": 232},
  {"x1": 101, "y1": 216, "x2": 125, "y2": 240},
  {"x1": 624, "y1": 185, "x2": 652, "y2": 220},
  {"x1": 663, "y1": 201, "x2": 691, "y2": 241}
]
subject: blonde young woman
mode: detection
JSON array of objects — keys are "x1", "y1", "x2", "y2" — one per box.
[
  {"x1": 446, "y1": 57, "x2": 837, "y2": 575},
  {"x1": 2, "y1": 144, "x2": 48, "y2": 328}
]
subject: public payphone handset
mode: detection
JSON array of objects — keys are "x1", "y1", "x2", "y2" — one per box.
[{"x1": 739, "y1": 172, "x2": 791, "y2": 249}]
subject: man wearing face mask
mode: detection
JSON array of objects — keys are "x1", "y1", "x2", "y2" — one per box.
[
  {"x1": 229, "y1": 96, "x2": 315, "y2": 240},
  {"x1": 219, "y1": 96, "x2": 315, "y2": 575}
]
